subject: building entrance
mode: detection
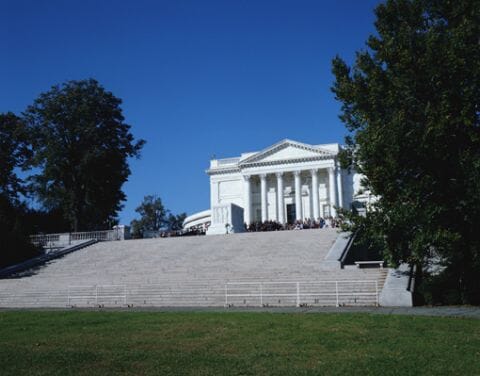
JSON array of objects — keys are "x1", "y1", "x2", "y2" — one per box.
[{"x1": 286, "y1": 204, "x2": 296, "y2": 224}]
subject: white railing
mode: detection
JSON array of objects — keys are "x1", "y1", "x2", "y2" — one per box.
[
  {"x1": 0, "y1": 281, "x2": 380, "y2": 308},
  {"x1": 225, "y1": 280, "x2": 379, "y2": 307},
  {"x1": 68, "y1": 285, "x2": 127, "y2": 306},
  {"x1": 70, "y1": 230, "x2": 120, "y2": 242},
  {"x1": 30, "y1": 233, "x2": 61, "y2": 247},
  {"x1": 31, "y1": 229, "x2": 121, "y2": 248}
]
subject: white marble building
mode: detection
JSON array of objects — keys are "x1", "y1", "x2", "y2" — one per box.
[{"x1": 184, "y1": 139, "x2": 368, "y2": 233}]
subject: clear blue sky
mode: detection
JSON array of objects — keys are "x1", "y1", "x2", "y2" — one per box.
[{"x1": 1, "y1": 0, "x2": 379, "y2": 224}]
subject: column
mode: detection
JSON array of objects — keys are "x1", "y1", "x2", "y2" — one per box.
[
  {"x1": 336, "y1": 164, "x2": 343, "y2": 209},
  {"x1": 243, "y1": 175, "x2": 251, "y2": 224},
  {"x1": 276, "y1": 172, "x2": 285, "y2": 224},
  {"x1": 328, "y1": 167, "x2": 337, "y2": 217},
  {"x1": 260, "y1": 174, "x2": 268, "y2": 222},
  {"x1": 310, "y1": 169, "x2": 320, "y2": 220},
  {"x1": 294, "y1": 171, "x2": 303, "y2": 221}
]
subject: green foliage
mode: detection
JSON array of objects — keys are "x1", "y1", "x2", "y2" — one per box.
[
  {"x1": 0, "y1": 113, "x2": 31, "y2": 201},
  {"x1": 130, "y1": 195, "x2": 167, "y2": 238},
  {"x1": 0, "y1": 311, "x2": 479, "y2": 375},
  {"x1": 24, "y1": 79, "x2": 145, "y2": 232},
  {"x1": 130, "y1": 195, "x2": 187, "y2": 237},
  {"x1": 22, "y1": 208, "x2": 71, "y2": 235},
  {"x1": 0, "y1": 195, "x2": 40, "y2": 268},
  {"x1": 0, "y1": 113, "x2": 40, "y2": 266},
  {"x1": 166, "y1": 212, "x2": 187, "y2": 231},
  {"x1": 332, "y1": 0, "x2": 480, "y2": 304}
]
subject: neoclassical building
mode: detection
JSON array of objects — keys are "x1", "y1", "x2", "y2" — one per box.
[{"x1": 184, "y1": 139, "x2": 369, "y2": 233}]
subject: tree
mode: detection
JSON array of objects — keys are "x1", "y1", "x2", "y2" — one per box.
[
  {"x1": 332, "y1": 0, "x2": 480, "y2": 304},
  {"x1": 0, "y1": 113, "x2": 39, "y2": 266},
  {"x1": 130, "y1": 195, "x2": 167, "y2": 238},
  {"x1": 24, "y1": 79, "x2": 145, "y2": 232},
  {"x1": 0, "y1": 113, "x2": 31, "y2": 201},
  {"x1": 166, "y1": 212, "x2": 187, "y2": 231},
  {"x1": 0, "y1": 196, "x2": 39, "y2": 267}
]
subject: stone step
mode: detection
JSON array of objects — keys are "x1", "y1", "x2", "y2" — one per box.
[{"x1": 0, "y1": 230, "x2": 387, "y2": 308}]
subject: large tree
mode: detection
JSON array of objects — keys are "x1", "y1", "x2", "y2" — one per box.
[
  {"x1": 0, "y1": 113, "x2": 38, "y2": 266},
  {"x1": 0, "y1": 113, "x2": 31, "y2": 201},
  {"x1": 25, "y1": 79, "x2": 145, "y2": 232},
  {"x1": 332, "y1": 0, "x2": 480, "y2": 304}
]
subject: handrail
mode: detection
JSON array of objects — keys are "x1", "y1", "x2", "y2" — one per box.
[
  {"x1": 226, "y1": 280, "x2": 376, "y2": 285},
  {"x1": 225, "y1": 280, "x2": 379, "y2": 308},
  {"x1": 0, "y1": 239, "x2": 97, "y2": 278},
  {"x1": 1, "y1": 280, "x2": 381, "y2": 308},
  {"x1": 407, "y1": 264, "x2": 416, "y2": 292},
  {"x1": 68, "y1": 284, "x2": 127, "y2": 306},
  {"x1": 339, "y1": 230, "x2": 357, "y2": 265}
]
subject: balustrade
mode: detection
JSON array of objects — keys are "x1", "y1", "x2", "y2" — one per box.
[{"x1": 30, "y1": 229, "x2": 123, "y2": 248}]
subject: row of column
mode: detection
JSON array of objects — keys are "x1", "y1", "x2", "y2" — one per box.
[{"x1": 243, "y1": 167, "x2": 343, "y2": 224}]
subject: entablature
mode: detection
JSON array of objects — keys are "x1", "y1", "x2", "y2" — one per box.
[{"x1": 206, "y1": 139, "x2": 340, "y2": 176}]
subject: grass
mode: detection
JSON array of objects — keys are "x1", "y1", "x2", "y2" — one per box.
[{"x1": 0, "y1": 311, "x2": 479, "y2": 375}]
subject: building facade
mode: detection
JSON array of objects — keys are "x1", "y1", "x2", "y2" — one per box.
[{"x1": 184, "y1": 139, "x2": 368, "y2": 232}]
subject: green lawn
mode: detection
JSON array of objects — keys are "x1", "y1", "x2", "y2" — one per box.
[{"x1": 0, "y1": 311, "x2": 478, "y2": 375}]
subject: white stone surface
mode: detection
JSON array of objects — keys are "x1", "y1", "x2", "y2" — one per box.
[
  {"x1": 0, "y1": 229, "x2": 387, "y2": 307},
  {"x1": 379, "y1": 263, "x2": 413, "y2": 307},
  {"x1": 183, "y1": 210, "x2": 211, "y2": 230},
  {"x1": 322, "y1": 232, "x2": 352, "y2": 270},
  {"x1": 191, "y1": 139, "x2": 373, "y2": 233},
  {"x1": 206, "y1": 203, "x2": 244, "y2": 235}
]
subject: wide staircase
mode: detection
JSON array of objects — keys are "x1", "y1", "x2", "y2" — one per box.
[{"x1": 0, "y1": 229, "x2": 387, "y2": 308}]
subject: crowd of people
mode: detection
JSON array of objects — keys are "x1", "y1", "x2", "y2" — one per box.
[
  {"x1": 158, "y1": 217, "x2": 342, "y2": 237},
  {"x1": 245, "y1": 217, "x2": 341, "y2": 232},
  {"x1": 157, "y1": 227, "x2": 206, "y2": 237}
]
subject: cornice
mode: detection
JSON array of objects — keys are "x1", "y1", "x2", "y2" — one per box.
[
  {"x1": 239, "y1": 155, "x2": 334, "y2": 168},
  {"x1": 206, "y1": 167, "x2": 241, "y2": 176},
  {"x1": 207, "y1": 154, "x2": 336, "y2": 175},
  {"x1": 240, "y1": 139, "x2": 334, "y2": 165},
  {"x1": 207, "y1": 139, "x2": 339, "y2": 176}
]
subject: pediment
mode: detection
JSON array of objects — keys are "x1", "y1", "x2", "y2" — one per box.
[{"x1": 239, "y1": 139, "x2": 334, "y2": 165}]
